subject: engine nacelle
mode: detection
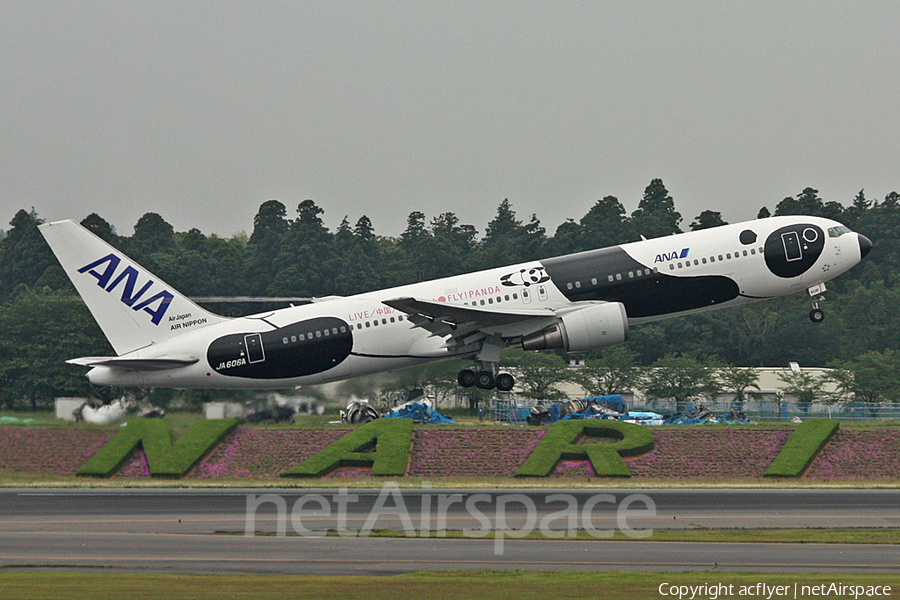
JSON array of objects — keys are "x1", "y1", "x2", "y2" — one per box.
[{"x1": 521, "y1": 302, "x2": 628, "y2": 352}]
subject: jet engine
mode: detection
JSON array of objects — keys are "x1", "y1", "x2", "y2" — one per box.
[{"x1": 520, "y1": 302, "x2": 628, "y2": 352}]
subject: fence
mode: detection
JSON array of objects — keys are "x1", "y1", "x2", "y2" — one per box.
[{"x1": 491, "y1": 397, "x2": 900, "y2": 424}]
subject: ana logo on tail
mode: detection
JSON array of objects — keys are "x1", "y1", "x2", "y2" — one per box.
[{"x1": 78, "y1": 254, "x2": 174, "y2": 325}]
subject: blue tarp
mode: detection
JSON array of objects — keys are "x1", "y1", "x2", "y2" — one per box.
[
  {"x1": 622, "y1": 411, "x2": 663, "y2": 421},
  {"x1": 581, "y1": 395, "x2": 627, "y2": 413},
  {"x1": 383, "y1": 402, "x2": 456, "y2": 424},
  {"x1": 544, "y1": 395, "x2": 627, "y2": 423},
  {"x1": 509, "y1": 407, "x2": 531, "y2": 423}
]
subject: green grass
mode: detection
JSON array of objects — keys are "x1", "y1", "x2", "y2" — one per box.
[
  {"x1": 341, "y1": 527, "x2": 900, "y2": 545},
  {"x1": 0, "y1": 571, "x2": 898, "y2": 600}
]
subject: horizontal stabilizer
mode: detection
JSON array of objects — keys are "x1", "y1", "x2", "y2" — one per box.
[{"x1": 67, "y1": 356, "x2": 199, "y2": 371}]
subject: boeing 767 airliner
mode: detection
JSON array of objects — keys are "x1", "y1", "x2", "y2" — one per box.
[{"x1": 40, "y1": 215, "x2": 871, "y2": 391}]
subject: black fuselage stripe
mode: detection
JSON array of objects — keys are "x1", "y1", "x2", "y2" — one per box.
[{"x1": 540, "y1": 247, "x2": 741, "y2": 318}]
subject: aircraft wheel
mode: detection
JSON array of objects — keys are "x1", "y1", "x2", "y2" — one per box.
[
  {"x1": 457, "y1": 369, "x2": 476, "y2": 388},
  {"x1": 809, "y1": 308, "x2": 825, "y2": 323},
  {"x1": 475, "y1": 370, "x2": 495, "y2": 390},
  {"x1": 495, "y1": 372, "x2": 515, "y2": 392}
]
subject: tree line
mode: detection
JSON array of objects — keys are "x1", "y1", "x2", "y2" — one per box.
[{"x1": 2, "y1": 178, "x2": 900, "y2": 407}]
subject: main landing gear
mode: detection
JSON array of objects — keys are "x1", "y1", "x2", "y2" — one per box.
[
  {"x1": 808, "y1": 282, "x2": 826, "y2": 323},
  {"x1": 457, "y1": 367, "x2": 515, "y2": 392}
]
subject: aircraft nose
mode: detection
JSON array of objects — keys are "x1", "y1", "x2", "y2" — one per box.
[{"x1": 858, "y1": 234, "x2": 873, "y2": 260}]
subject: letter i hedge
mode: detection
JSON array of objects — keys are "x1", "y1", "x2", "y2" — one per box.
[{"x1": 764, "y1": 419, "x2": 839, "y2": 478}]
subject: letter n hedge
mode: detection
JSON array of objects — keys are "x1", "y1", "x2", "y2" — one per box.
[{"x1": 76, "y1": 418, "x2": 238, "y2": 478}]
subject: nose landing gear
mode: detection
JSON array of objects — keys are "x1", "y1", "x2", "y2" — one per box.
[{"x1": 808, "y1": 282, "x2": 826, "y2": 323}]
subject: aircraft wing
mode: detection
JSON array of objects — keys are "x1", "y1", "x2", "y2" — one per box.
[
  {"x1": 67, "y1": 356, "x2": 199, "y2": 371},
  {"x1": 382, "y1": 296, "x2": 556, "y2": 352}
]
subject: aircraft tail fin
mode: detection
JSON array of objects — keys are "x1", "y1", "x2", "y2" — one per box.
[{"x1": 39, "y1": 220, "x2": 227, "y2": 355}]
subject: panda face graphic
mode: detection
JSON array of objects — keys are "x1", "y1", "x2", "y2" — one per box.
[{"x1": 764, "y1": 224, "x2": 825, "y2": 278}]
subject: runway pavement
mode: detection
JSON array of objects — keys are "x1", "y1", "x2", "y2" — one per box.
[{"x1": 0, "y1": 488, "x2": 898, "y2": 574}]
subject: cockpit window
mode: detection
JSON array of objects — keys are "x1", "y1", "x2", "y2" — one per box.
[{"x1": 827, "y1": 226, "x2": 851, "y2": 238}]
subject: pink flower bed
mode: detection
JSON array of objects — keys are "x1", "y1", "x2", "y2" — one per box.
[
  {"x1": 408, "y1": 428, "x2": 546, "y2": 478},
  {"x1": 188, "y1": 427, "x2": 351, "y2": 479},
  {"x1": 626, "y1": 428, "x2": 793, "y2": 479},
  {"x1": 0, "y1": 427, "x2": 114, "y2": 477},
  {"x1": 553, "y1": 460, "x2": 598, "y2": 478},
  {"x1": 807, "y1": 430, "x2": 900, "y2": 479}
]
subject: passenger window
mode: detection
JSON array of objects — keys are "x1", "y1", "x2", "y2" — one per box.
[
  {"x1": 373, "y1": 320, "x2": 378, "y2": 327},
  {"x1": 702, "y1": 258, "x2": 707, "y2": 264},
  {"x1": 390, "y1": 317, "x2": 395, "y2": 323},
  {"x1": 282, "y1": 337, "x2": 289, "y2": 345},
  {"x1": 366, "y1": 322, "x2": 371, "y2": 328},
  {"x1": 488, "y1": 297, "x2": 494, "y2": 304},
  {"x1": 505, "y1": 295, "x2": 510, "y2": 301},
  {"x1": 316, "y1": 330, "x2": 322, "y2": 338},
  {"x1": 628, "y1": 272, "x2": 633, "y2": 278},
  {"x1": 607, "y1": 275, "x2": 614, "y2": 282},
  {"x1": 382, "y1": 319, "x2": 387, "y2": 325},
  {"x1": 670, "y1": 264, "x2": 675, "y2": 270},
  {"x1": 324, "y1": 329, "x2": 330, "y2": 336},
  {"x1": 291, "y1": 335, "x2": 297, "y2": 343},
  {"x1": 567, "y1": 283, "x2": 573, "y2": 290},
  {"x1": 677, "y1": 262, "x2": 683, "y2": 268},
  {"x1": 513, "y1": 293, "x2": 518, "y2": 300},
  {"x1": 743, "y1": 250, "x2": 748, "y2": 256},
  {"x1": 693, "y1": 259, "x2": 699, "y2": 266},
  {"x1": 575, "y1": 281, "x2": 581, "y2": 288},
  {"x1": 616, "y1": 273, "x2": 622, "y2": 280},
  {"x1": 750, "y1": 248, "x2": 756, "y2": 255}
]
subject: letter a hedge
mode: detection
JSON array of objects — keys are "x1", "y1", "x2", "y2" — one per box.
[
  {"x1": 515, "y1": 420, "x2": 654, "y2": 478},
  {"x1": 281, "y1": 418, "x2": 413, "y2": 477}
]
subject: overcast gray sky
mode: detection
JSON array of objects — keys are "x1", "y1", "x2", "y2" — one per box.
[{"x1": 2, "y1": 1, "x2": 898, "y2": 238}]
